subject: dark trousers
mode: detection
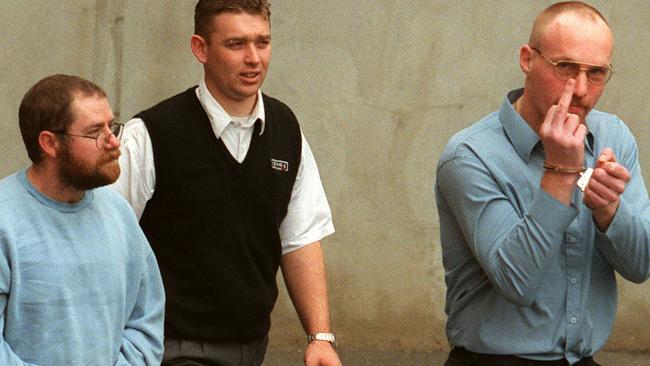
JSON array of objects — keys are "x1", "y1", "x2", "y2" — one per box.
[
  {"x1": 444, "y1": 347, "x2": 602, "y2": 366},
  {"x1": 162, "y1": 336, "x2": 269, "y2": 366}
]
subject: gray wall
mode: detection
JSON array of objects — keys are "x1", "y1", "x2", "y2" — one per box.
[{"x1": 2, "y1": 0, "x2": 649, "y2": 352}]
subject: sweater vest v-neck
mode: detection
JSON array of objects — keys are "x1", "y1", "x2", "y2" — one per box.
[{"x1": 137, "y1": 87, "x2": 301, "y2": 342}]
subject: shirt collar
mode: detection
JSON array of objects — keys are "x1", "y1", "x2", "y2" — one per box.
[
  {"x1": 196, "y1": 79, "x2": 266, "y2": 138},
  {"x1": 499, "y1": 88, "x2": 594, "y2": 163}
]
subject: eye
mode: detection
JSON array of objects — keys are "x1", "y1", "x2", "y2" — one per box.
[
  {"x1": 555, "y1": 61, "x2": 577, "y2": 71},
  {"x1": 256, "y1": 39, "x2": 271, "y2": 49},
  {"x1": 87, "y1": 128, "x2": 102, "y2": 136},
  {"x1": 589, "y1": 67, "x2": 608, "y2": 77},
  {"x1": 226, "y1": 40, "x2": 244, "y2": 49}
]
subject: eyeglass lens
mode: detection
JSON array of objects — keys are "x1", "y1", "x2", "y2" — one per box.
[
  {"x1": 96, "y1": 124, "x2": 124, "y2": 147},
  {"x1": 553, "y1": 62, "x2": 611, "y2": 84}
]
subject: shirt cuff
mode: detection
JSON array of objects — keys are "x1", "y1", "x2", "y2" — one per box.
[{"x1": 596, "y1": 196, "x2": 633, "y2": 241}]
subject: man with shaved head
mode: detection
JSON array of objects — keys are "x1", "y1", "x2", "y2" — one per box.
[{"x1": 436, "y1": 2, "x2": 650, "y2": 365}]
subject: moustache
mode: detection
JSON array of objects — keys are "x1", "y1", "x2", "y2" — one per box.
[{"x1": 101, "y1": 150, "x2": 121, "y2": 163}]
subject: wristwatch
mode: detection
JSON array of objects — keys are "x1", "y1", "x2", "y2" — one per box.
[{"x1": 307, "y1": 332, "x2": 337, "y2": 348}]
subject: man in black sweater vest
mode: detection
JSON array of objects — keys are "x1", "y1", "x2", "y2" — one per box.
[{"x1": 111, "y1": 1, "x2": 341, "y2": 365}]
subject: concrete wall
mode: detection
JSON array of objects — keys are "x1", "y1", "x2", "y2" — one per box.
[{"x1": 1, "y1": 0, "x2": 649, "y2": 353}]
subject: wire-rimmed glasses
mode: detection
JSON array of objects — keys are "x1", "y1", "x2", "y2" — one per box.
[
  {"x1": 50, "y1": 122, "x2": 124, "y2": 149},
  {"x1": 531, "y1": 47, "x2": 614, "y2": 85}
]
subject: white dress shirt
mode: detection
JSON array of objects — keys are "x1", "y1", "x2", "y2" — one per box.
[{"x1": 111, "y1": 79, "x2": 334, "y2": 254}]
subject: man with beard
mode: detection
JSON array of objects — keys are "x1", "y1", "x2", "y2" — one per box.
[
  {"x1": 0, "y1": 74, "x2": 165, "y2": 365},
  {"x1": 112, "y1": 1, "x2": 341, "y2": 365},
  {"x1": 436, "y1": 2, "x2": 650, "y2": 365}
]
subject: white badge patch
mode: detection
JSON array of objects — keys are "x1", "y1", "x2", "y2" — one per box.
[{"x1": 271, "y1": 159, "x2": 289, "y2": 172}]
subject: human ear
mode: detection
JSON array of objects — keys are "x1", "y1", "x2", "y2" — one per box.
[
  {"x1": 37, "y1": 131, "x2": 61, "y2": 159},
  {"x1": 190, "y1": 34, "x2": 209, "y2": 64},
  {"x1": 519, "y1": 44, "x2": 534, "y2": 74}
]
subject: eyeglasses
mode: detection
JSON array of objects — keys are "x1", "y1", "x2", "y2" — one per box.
[
  {"x1": 50, "y1": 122, "x2": 124, "y2": 149},
  {"x1": 531, "y1": 47, "x2": 614, "y2": 85}
]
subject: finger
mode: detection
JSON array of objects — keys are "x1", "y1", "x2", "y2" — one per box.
[
  {"x1": 540, "y1": 105, "x2": 558, "y2": 135},
  {"x1": 564, "y1": 112, "x2": 580, "y2": 134},
  {"x1": 598, "y1": 162, "x2": 631, "y2": 183},
  {"x1": 586, "y1": 174, "x2": 621, "y2": 202},
  {"x1": 597, "y1": 148, "x2": 616, "y2": 166},
  {"x1": 584, "y1": 188, "x2": 610, "y2": 210},
  {"x1": 574, "y1": 121, "x2": 587, "y2": 141},
  {"x1": 554, "y1": 79, "x2": 576, "y2": 126}
]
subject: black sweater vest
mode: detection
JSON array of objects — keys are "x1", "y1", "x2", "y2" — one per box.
[{"x1": 137, "y1": 87, "x2": 301, "y2": 341}]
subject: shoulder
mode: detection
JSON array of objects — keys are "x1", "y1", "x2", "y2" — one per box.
[
  {"x1": 262, "y1": 93, "x2": 292, "y2": 111},
  {"x1": 587, "y1": 109, "x2": 630, "y2": 133},
  {"x1": 93, "y1": 187, "x2": 140, "y2": 221},
  {"x1": 137, "y1": 87, "x2": 199, "y2": 122},
  {"x1": 0, "y1": 173, "x2": 21, "y2": 202},
  {"x1": 587, "y1": 110, "x2": 637, "y2": 146},
  {"x1": 92, "y1": 187, "x2": 151, "y2": 252},
  {"x1": 0, "y1": 172, "x2": 29, "y2": 210},
  {"x1": 261, "y1": 93, "x2": 302, "y2": 139},
  {"x1": 439, "y1": 111, "x2": 502, "y2": 165},
  {"x1": 262, "y1": 93, "x2": 299, "y2": 123}
]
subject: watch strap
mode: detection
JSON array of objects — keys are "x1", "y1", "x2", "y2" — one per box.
[{"x1": 307, "y1": 332, "x2": 337, "y2": 347}]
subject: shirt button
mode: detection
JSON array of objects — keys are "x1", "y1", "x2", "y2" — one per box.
[
  {"x1": 570, "y1": 278, "x2": 577, "y2": 284},
  {"x1": 567, "y1": 236, "x2": 577, "y2": 244},
  {"x1": 570, "y1": 317, "x2": 577, "y2": 324}
]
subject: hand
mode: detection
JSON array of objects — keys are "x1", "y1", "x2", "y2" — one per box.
[
  {"x1": 584, "y1": 148, "x2": 630, "y2": 231},
  {"x1": 304, "y1": 341, "x2": 342, "y2": 366},
  {"x1": 538, "y1": 79, "x2": 587, "y2": 169}
]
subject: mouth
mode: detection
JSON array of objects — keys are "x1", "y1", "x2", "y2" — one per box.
[
  {"x1": 239, "y1": 71, "x2": 261, "y2": 82},
  {"x1": 103, "y1": 151, "x2": 121, "y2": 163},
  {"x1": 568, "y1": 105, "x2": 585, "y2": 115}
]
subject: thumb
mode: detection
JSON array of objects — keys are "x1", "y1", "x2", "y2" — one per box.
[{"x1": 597, "y1": 148, "x2": 616, "y2": 167}]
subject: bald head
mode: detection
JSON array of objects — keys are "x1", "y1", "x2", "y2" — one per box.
[{"x1": 529, "y1": 1, "x2": 611, "y2": 48}]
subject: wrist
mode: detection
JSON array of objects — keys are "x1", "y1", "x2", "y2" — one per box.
[
  {"x1": 307, "y1": 332, "x2": 337, "y2": 348},
  {"x1": 543, "y1": 161, "x2": 585, "y2": 174}
]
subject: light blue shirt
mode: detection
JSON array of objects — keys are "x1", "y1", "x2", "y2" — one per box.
[
  {"x1": 435, "y1": 89, "x2": 650, "y2": 365},
  {"x1": 0, "y1": 170, "x2": 165, "y2": 365}
]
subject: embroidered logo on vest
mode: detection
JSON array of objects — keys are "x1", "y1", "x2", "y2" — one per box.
[{"x1": 271, "y1": 159, "x2": 289, "y2": 172}]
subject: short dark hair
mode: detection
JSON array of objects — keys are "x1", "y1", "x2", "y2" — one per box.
[
  {"x1": 194, "y1": 0, "x2": 271, "y2": 42},
  {"x1": 18, "y1": 74, "x2": 107, "y2": 163}
]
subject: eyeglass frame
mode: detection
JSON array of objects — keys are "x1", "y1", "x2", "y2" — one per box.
[
  {"x1": 530, "y1": 47, "x2": 614, "y2": 85},
  {"x1": 49, "y1": 122, "x2": 125, "y2": 149}
]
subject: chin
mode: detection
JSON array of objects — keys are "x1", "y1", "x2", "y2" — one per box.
[{"x1": 102, "y1": 163, "x2": 121, "y2": 185}]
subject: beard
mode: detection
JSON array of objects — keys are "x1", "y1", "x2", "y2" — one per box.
[{"x1": 58, "y1": 142, "x2": 121, "y2": 191}]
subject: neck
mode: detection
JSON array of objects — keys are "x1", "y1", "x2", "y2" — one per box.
[
  {"x1": 27, "y1": 164, "x2": 85, "y2": 204},
  {"x1": 204, "y1": 80, "x2": 258, "y2": 117},
  {"x1": 514, "y1": 92, "x2": 543, "y2": 134}
]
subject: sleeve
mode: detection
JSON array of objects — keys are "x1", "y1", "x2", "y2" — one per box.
[
  {"x1": 594, "y1": 127, "x2": 650, "y2": 283},
  {"x1": 278, "y1": 131, "x2": 335, "y2": 255},
  {"x1": 0, "y1": 234, "x2": 36, "y2": 366},
  {"x1": 436, "y1": 146, "x2": 578, "y2": 306},
  {"x1": 114, "y1": 251, "x2": 165, "y2": 366},
  {"x1": 111, "y1": 118, "x2": 156, "y2": 219}
]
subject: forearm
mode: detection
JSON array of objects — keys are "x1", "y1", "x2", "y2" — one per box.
[
  {"x1": 280, "y1": 242, "x2": 332, "y2": 334},
  {"x1": 540, "y1": 171, "x2": 580, "y2": 206},
  {"x1": 438, "y1": 158, "x2": 577, "y2": 305},
  {"x1": 484, "y1": 191, "x2": 575, "y2": 305},
  {"x1": 118, "y1": 254, "x2": 165, "y2": 365},
  {"x1": 596, "y1": 198, "x2": 650, "y2": 283},
  {"x1": 0, "y1": 344, "x2": 34, "y2": 366}
]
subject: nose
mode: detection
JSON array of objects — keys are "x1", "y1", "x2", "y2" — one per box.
[
  {"x1": 244, "y1": 43, "x2": 260, "y2": 65},
  {"x1": 99, "y1": 126, "x2": 121, "y2": 150},
  {"x1": 573, "y1": 70, "x2": 589, "y2": 98},
  {"x1": 107, "y1": 133, "x2": 121, "y2": 149}
]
